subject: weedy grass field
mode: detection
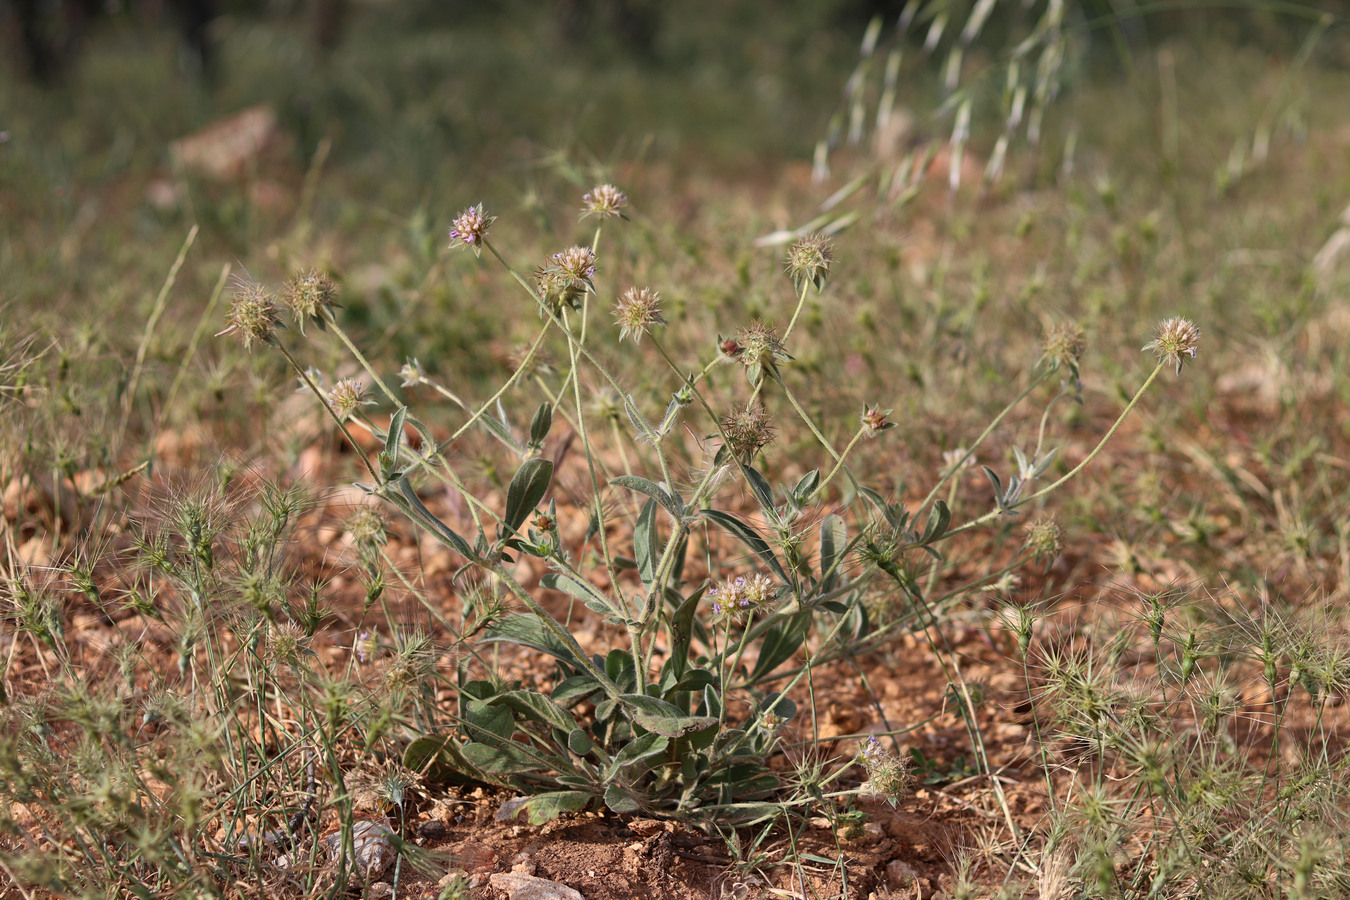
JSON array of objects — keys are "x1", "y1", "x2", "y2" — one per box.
[{"x1": 3, "y1": 3, "x2": 1350, "y2": 898}]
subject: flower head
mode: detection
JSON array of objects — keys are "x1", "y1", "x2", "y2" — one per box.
[
  {"x1": 785, "y1": 233, "x2": 834, "y2": 293},
  {"x1": 707, "y1": 573, "x2": 777, "y2": 624},
  {"x1": 218, "y1": 279, "x2": 283, "y2": 351},
  {"x1": 448, "y1": 204, "x2": 494, "y2": 253},
  {"x1": 733, "y1": 321, "x2": 792, "y2": 386},
  {"x1": 613, "y1": 286, "x2": 666, "y2": 343},
  {"x1": 281, "y1": 269, "x2": 341, "y2": 331},
  {"x1": 1143, "y1": 317, "x2": 1200, "y2": 375},
  {"x1": 536, "y1": 246, "x2": 598, "y2": 316},
  {"x1": 861, "y1": 406, "x2": 894, "y2": 437},
  {"x1": 327, "y1": 378, "x2": 370, "y2": 422},
  {"x1": 720, "y1": 402, "x2": 775, "y2": 464},
  {"x1": 1024, "y1": 516, "x2": 1063, "y2": 564},
  {"x1": 859, "y1": 735, "x2": 911, "y2": 806},
  {"x1": 552, "y1": 245, "x2": 597, "y2": 280},
  {"x1": 399, "y1": 358, "x2": 425, "y2": 388},
  {"x1": 1041, "y1": 320, "x2": 1085, "y2": 378},
  {"x1": 581, "y1": 184, "x2": 628, "y2": 220}
]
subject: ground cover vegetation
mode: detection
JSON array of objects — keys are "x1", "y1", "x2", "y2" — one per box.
[{"x1": 3, "y1": 2, "x2": 1350, "y2": 898}]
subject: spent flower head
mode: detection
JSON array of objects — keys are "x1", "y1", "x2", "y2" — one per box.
[
  {"x1": 720, "y1": 402, "x2": 776, "y2": 464},
  {"x1": 733, "y1": 321, "x2": 792, "y2": 385},
  {"x1": 327, "y1": 378, "x2": 370, "y2": 422},
  {"x1": 613, "y1": 286, "x2": 666, "y2": 343},
  {"x1": 581, "y1": 184, "x2": 628, "y2": 219},
  {"x1": 1024, "y1": 516, "x2": 1063, "y2": 565},
  {"x1": 281, "y1": 269, "x2": 341, "y2": 330},
  {"x1": 1041, "y1": 320, "x2": 1085, "y2": 378},
  {"x1": 448, "y1": 203, "x2": 493, "y2": 254},
  {"x1": 218, "y1": 279, "x2": 282, "y2": 351},
  {"x1": 785, "y1": 232, "x2": 834, "y2": 293},
  {"x1": 1143, "y1": 317, "x2": 1200, "y2": 375}
]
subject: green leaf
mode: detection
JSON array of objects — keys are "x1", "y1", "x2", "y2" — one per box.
[
  {"x1": 634, "y1": 499, "x2": 660, "y2": 593},
  {"x1": 504, "y1": 458, "x2": 553, "y2": 534},
  {"x1": 461, "y1": 740, "x2": 542, "y2": 775},
  {"x1": 553, "y1": 676, "x2": 603, "y2": 707},
  {"x1": 477, "y1": 406, "x2": 526, "y2": 454},
  {"x1": 759, "y1": 692, "x2": 797, "y2": 723},
  {"x1": 519, "y1": 791, "x2": 591, "y2": 825},
  {"x1": 603, "y1": 783, "x2": 641, "y2": 814},
  {"x1": 744, "y1": 466, "x2": 775, "y2": 515},
  {"x1": 606, "y1": 650, "x2": 638, "y2": 693},
  {"x1": 700, "y1": 509, "x2": 789, "y2": 583},
  {"x1": 529, "y1": 402, "x2": 554, "y2": 447},
  {"x1": 818, "y1": 514, "x2": 847, "y2": 591},
  {"x1": 481, "y1": 614, "x2": 582, "y2": 667},
  {"x1": 792, "y1": 469, "x2": 820, "y2": 505},
  {"x1": 620, "y1": 694, "x2": 718, "y2": 738},
  {"x1": 669, "y1": 585, "x2": 705, "y2": 679},
  {"x1": 981, "y1": 466, "x2": 1006, "y2": 511},
  {"x1": 463, "y1": 700, "x2": 515, "y2": 741},
  {"x1": 921, "y1": 499, "x2": 950, "y2": 545},
  {"x1": 396, "y1": 476, "x2": 474, "y2": 558},
  {"x1": 672, "y1": 668, "x2": 719, "y2": 693},
  {"x1": 381, "y1": 406, "x2": 409, "y2": 479},
  {"x1": 605, "y1": 733, "x2": 669, "y2": 782},
  {"x1": 566, "y1": 729, "x2": 594, "y2": 756},
  {"x1": 403, "y1": 735, "x2": 479, "y2": 785},
  {"x1": 540, "y1": 572, "x2": 620, "y2": 619},
  {"x1": 609, "y1": 475, "x2": 683, "y2": 520},
  {"x1": 489, "y1": 691, "x2": 577, "y2": 733},
  {"x1": 749, "y1": 611, "x2": 811, "y2": 683}
]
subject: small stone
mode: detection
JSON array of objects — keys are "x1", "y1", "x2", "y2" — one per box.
[
  {"x1": 417, "y1": 819, "x2": 448, "y2": 840},
  {"x1": 323, "y1": 818, "x2": 394, "y2": 886},
  {"x1": 496, "y1": 796, "x2": 530, "y2": 823},
  {"x1": 366, "y1": 884, "x2": 394, "y2": 899},
  {"x1": 488, "y1": 872, "x2": 584, "y2": 900}
]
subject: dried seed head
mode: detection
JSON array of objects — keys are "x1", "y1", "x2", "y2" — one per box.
[
  {"x1": 860, "y1": 406, "x2": 893, "y2": 437},
  {"x1": 346, "y1": 505, "x2": 387, "y2": 548},
  {"x1": 613, "y1": 286, "x2": 666, "y2": 343},
  {"x1": 327, "y1": 378, "x2": 369, "y2": 422},
  {"x1": 265, "y1": 621, "x2": 311, "y2": 668},
  {"x1": 1024, "y1": 516, "x2": 1063, "y2": 564},
  {"x1": 448, "y1": 203, "x2": 493, "y2": 252},
  {"x1": 785, "y1": 232, "x2": 834, "y2": 292},
  {"x1": 720, "y1": 402, "x2": 775, "y2": 463},
  {"x1": 581, "y1": 184, "x2": 627, "y2": 219},
  {"x1": 1143, "y1": 316, "x2": 1200, "y2": 375},
  {"x1": 219, "y1": 280, "x2": 282, "y2": 351},
  {"x1": 1041, "y1": 320, "x2": 1086, "y2": 376},
  {"x1": 281, "y1": 269, "x2": 341, "y2": 329},
  {"x1": 734, "y1": 321, "x2": 791, "y2": 385}
]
